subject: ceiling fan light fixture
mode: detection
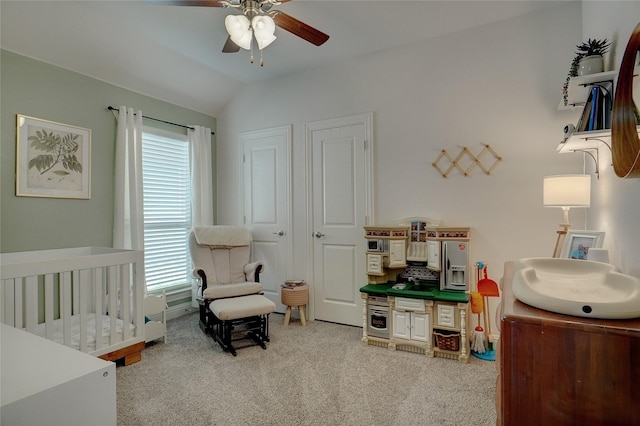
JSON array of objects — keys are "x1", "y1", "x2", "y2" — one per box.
[
  {"x1": 255, "y1": 33, "x2": 276, "y2": 50},
  {"x1": 225, "y1": 15, "x2": 252, "y2": 50},
  {"x1": 252, "y1": 15, "x2": 276, "y2": 50}
]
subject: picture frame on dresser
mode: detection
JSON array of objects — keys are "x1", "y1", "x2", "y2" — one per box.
[
  {"x1": 559, "y1": 230, "x2": 605, "y2": 260},
  {"x1": 16, "y1": 114, "x2": 91, "y2": 199}
]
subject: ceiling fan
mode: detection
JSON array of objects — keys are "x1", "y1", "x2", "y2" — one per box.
[{"x1": 158, "y1": 0, "x2": 330, "y2": 57}]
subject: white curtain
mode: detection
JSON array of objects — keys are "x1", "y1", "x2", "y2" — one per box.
[
  {"x1": 189, "y1": 125, "x2": 213, "y2": 307},
  {"x1": 189, "y1": 125, "x2": 214, "y2": 227},
  {"x1": 113, "y1": 106, "x2": 144, "y2": 250}
]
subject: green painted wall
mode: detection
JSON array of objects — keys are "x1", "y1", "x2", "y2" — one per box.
[{"x1": 1, "y1": 50, "x2": 217, "y2": 252}]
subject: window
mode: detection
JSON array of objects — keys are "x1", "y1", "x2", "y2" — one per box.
[{"x1": 142, "y1": 129, "x2": 192, "y2": 293}]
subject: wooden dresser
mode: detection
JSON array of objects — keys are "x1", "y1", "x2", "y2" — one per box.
[{"x1": 499, "y1": 261, "x2": 640, "y2": 426}]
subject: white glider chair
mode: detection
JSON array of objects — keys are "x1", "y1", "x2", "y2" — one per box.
[{"x1": 190, "y1": 226, "x2": 275, "y2": 356}]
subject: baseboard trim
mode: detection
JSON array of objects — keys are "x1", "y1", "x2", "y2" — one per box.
[{"x1": 166, "y1": 302, "x2": 197, "y2": 321}]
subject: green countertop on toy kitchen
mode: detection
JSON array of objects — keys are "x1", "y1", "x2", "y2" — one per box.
[
  {"x1": 360, "y1": 283, "x2": 395, "y2": 296},
  {"x1": 360, "y1": 282, "x2": 470, "y2": 303}
]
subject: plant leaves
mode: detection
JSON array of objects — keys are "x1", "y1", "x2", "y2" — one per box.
[
  {"x1": 575, "y1": 38, "x2": 610, "y2": 57},
  {"x1": 62, "y1": 154, "x2": 82, "y2": 173},
  {"x1": 59, "y1": 133, "x2": 79, "y2": 154},
  {"x1": 26, "y1": 128, "x2": 83, "y2": 174},
  {"x1": 28, "y1": 154, "x2": 54, "y2": 172},
  {"x1": 28, "y1": 129, "x2": 60, "y2": 152}
]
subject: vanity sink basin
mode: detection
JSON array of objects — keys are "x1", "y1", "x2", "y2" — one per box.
[{"x1": 512, "y1": 257, "x2": 640, "y2": 319}]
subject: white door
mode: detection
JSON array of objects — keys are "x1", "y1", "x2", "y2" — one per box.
[
  {"x1": 307, "y1": 113, "x2": 373, "y2": 326},
  {"x1": 242, "y1": 126, "x2": 291, "y2": 312}
]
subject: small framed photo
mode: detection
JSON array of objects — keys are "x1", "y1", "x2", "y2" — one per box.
[
  {"x1": 560, "y1": 230, "x2": 605, "y2": 260},
  {"x1": 16, "y1": 114, "x2": 91, "y2": 199}
]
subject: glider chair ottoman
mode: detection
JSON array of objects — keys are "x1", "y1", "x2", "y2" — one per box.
[{"x1": 190, "y1": 226, "x2": 276, "y2": 356}]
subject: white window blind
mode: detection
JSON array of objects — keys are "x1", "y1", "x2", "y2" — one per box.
[{"x1": 142, "y1": 129, "x2": 192, "y2": 292}]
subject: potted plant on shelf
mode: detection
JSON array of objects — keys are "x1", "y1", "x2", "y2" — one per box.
[
  {"x1": 576, "y1": 38, "x2": 611, "y2": 75},
  {"x1": 562, "y1": 38, "x2": 611, "y2": 106}
]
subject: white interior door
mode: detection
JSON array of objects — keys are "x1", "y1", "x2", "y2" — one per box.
[
  {"x1": 307, "y1": 113, "x2": 373, "y2": 326},
  {"x1": 242, "y1": 126, "x2": 291, "y2": 312}
]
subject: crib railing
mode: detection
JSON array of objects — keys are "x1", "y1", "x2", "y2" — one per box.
[{"x1": 0, "y1": 247, "x2": 145, "y2": 357}]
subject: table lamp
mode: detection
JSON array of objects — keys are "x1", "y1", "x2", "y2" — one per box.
[{"x1": 543, "y1": 174, "x2": 591, "y2": 257}]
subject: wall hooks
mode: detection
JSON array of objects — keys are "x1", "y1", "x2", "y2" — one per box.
[{"x1": 432, "y1": 144, "x2": 502, "y2": 178}]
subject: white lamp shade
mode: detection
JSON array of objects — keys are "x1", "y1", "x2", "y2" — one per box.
[
  {"x1": 255, "y1": 33, "x2": 276, "y2": 50},
  {"x1": 252, "y1": 15, "x2": 276, "y2": 50},
  {"x1": 225, "y1": 15, "x2": 252, "y2": 50},
  {"x1": 543, "y1": 174, "x2": 591, "y2": 207}
]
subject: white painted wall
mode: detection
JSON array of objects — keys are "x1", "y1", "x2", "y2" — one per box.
[{"x1": 217, "y1": 2, "x2": 640, "y2": 324}]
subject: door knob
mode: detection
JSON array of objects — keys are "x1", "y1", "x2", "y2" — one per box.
[
  {"x1": 272, "y1": 230, "x2": 285, "y2": 236},
  {"x1": 314, "y1": 231, "x2": 325, "y2": 238}
]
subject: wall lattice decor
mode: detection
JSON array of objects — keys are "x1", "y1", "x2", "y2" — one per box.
[{"x1": 432, "y1": 144, "x2": 502, "y2": 178}]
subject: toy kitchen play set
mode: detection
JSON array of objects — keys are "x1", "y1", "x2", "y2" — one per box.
[{"x1": 360, "y1": 219, "x2": 472, "y2": 362}]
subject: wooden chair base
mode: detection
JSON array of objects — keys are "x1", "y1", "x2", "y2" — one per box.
[{"x1": 211, "y1": 314, "x2": 271, "y2": 356}]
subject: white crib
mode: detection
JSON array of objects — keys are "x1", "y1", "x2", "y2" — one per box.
[{"x1": 1, "y1": 247, "x2": 146, "y2": 365}]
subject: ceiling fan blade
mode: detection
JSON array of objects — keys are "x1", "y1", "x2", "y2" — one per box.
[
  {"x1": 222, "y1": 36, "x2": 241, "y2": 53},
  {"x1": 270, "y1": 11, "x2": 329, "y2": 46},
  {"x1": 147, "y1": 0, "x2": 228, "y2": 6}
]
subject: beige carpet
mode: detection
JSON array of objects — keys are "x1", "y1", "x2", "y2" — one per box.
[{"x1": 117, "y1": 312, "x2": 497, "y2": 425}]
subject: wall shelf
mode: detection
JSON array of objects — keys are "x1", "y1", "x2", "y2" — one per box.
[
  {"x1": 556, "y1": 129, "x2": 612, "y2": 153},
  {"x1": 557, "y1": 66, "x2": 640, "y2": 178},
  {"x1": 558, "y1": 69, "x2": 618, "y2": 179},
  {"x1": 556, "y1": 133, "x2": 610, "y2": 179},
  {"x1": 559, "y1": 69, "x2": 618, "y2": 110},
  {"x1": 556, "y1": 126, "x2": 640, "y2": 179}
]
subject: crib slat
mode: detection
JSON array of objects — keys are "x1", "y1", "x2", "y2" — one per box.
[
  {"x1": 133, "y1": 261, "x2": 144, "y2": 341},
  {"x1": 14, "y1": 279, "x2": 24, "y2": 329},
  {"x1": 120, "y1": 264, "x2": 131, "y2": 340},
  {"x1": 61, "y1": 271, "x2": 72, "y2": 348},
  {"x1": 2, "y1": 279, "x2": 16, "y2": 326},
  {"x1": 78, "y1": 269, "x2": 89, "y2": 353},
  {"x1": 24, "y1": 276, "x2": 38, "y2": 333},
  {"x1": 44, "y1": 274, "x2": 55, "y2": 341},
  {"x1": 94, "y1": 267, "x2": 104, "y2": 351},
  {"x1": 72, "y1": 270, "x2": 80, "y2": 314},
  {"x1": 0, "y1": 279, "x2": 4, "y2": 324},
  {"x1": 108, "y1": 265, "x2": 118, "y2": 346},
  {"x1": 0, "y1": 280, "x2": 3, "y2": 324}
]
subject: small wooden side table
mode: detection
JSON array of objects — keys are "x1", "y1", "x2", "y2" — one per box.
[{"x1": 281, "y1": 284, "x2": 308, "y2": 326}]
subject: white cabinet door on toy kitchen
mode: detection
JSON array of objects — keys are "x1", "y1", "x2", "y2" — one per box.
[
  {"x1": 393, "y1": 311, "x2": 429, "y2": 342},
  {"x1": 427, "y1": 240, "x2": 440, "y2": 270},
  {"x1": 388, "y1": 239, "x2": 407, "y2": 268}
]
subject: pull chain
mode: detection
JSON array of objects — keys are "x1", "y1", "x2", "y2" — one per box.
[{"x1": 249, "y1": 33, "x2": 254, "y2": 64}]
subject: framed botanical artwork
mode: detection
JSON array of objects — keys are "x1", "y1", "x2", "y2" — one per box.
[
  {"x1": 16, "y1": 114, "x2": 91, "y2": 199},
  {"x1": 560, "y1": 230, "x2": 605, "y2": 260}
]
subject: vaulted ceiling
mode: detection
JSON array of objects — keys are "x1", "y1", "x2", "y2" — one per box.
[{"x1": 0, "y1": 1, "x2": 565, "y2": 116}]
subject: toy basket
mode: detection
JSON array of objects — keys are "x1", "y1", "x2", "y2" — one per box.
[{"x1": 433, "y1": 330, "x2": 460, "y2": 352}]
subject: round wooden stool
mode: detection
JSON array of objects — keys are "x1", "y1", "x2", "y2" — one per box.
[{"x1": 281, "y1": 284, "x2": 308, "y2": 326}]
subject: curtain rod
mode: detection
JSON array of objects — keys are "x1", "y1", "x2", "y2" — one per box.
[{"x1": 107, "y1": 106, "x2": 214, "y2": 135}]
